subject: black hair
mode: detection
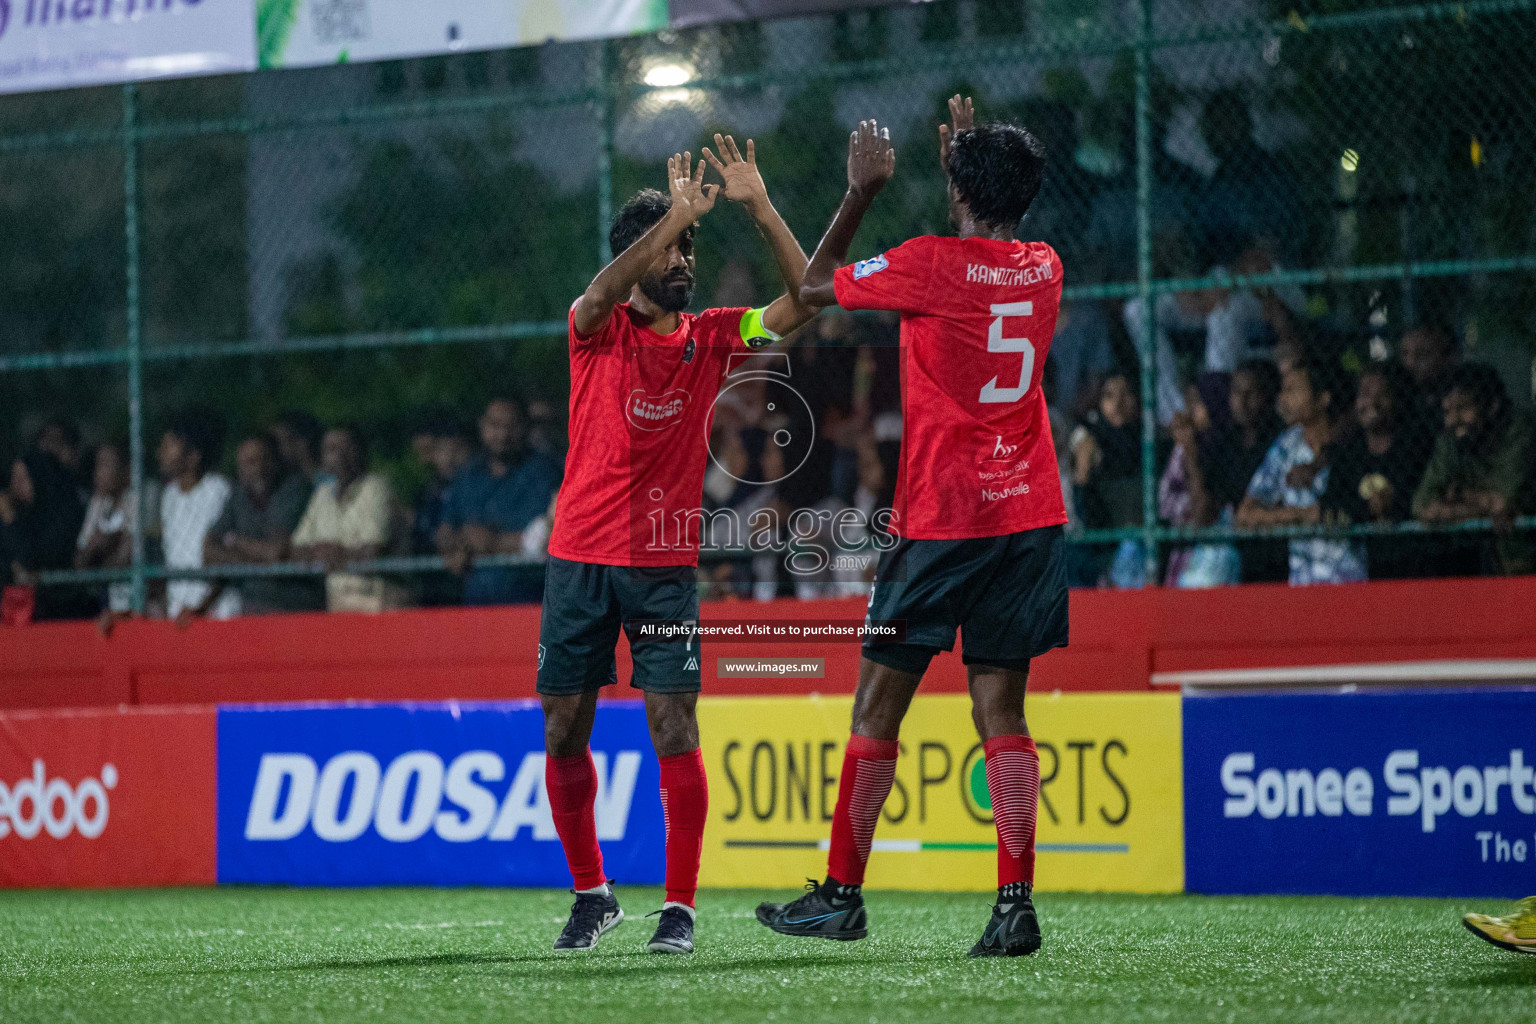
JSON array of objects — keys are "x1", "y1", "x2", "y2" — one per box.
[
  {"x1": 1359, "y1": 359, "x2": 1415, "y2": 423},
  {"x1": 1234, "y1": 357, "x2": 1282, "y2": 408},
  {"x1": 609, "y1": 188, "x2": 693, "y2": 257},
  {"x1": 39, "y1": 414, "x2": 81, "y2": 448},
  {"x1": 330, "y1": 421, "x2": 370, "y2": 461},
  {"x1": 945, "y1": 123, "x2": 1046, "y2": 230},
  {"x1": 1447, "y1": 362, "x2": 1508, "y2": 415},
  {"x1": 274, "y1": 409, "x2": 324, "y2": 457},
  {"x1": 1291, "y1": 356, "x2": 1351, "y2": 417},
  {"x1": 164, "y1": 407, "x2": 226, "y2": 471}
]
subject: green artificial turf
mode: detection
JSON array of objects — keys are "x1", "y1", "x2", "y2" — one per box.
[{"x1": 0, "y1": 887, "x2": 1531, "y2": 1023}]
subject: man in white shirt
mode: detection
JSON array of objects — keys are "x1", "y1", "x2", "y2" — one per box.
[
  {"x1": 158, "y1": 409, "x2": 240, "y2": 623},
  {"x1": 291, "y1": 424, "x2": 405, "y2": 613}
]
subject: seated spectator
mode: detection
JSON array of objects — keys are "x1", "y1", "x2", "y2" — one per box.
[
  {"x1": 436, "y1": 399, "x2": 561, "y2": 606},
  {"x1": 1200, "y1": 359, "x2": 1287, "y2": 582},
  {"x1": 75, "y1": 443, "x2": 148, "y2": 619},
  {"x1": 204, "y1": 434, "x2": 322, "y2": 615},
  {"x1": 1320, "y1": 360, "x2": 1428, "y2": 579},
  {"x1": 1070, "y1": 373, "x2": 1144, "y2": 530},
  {"x1": 271, "y1": 410, "x2": 327, "y2": 487},
  {"x1": 1048, "y1": 300, "x2": 1117, "y2": 419},
  {"x1": 1399, "y1": 323, "x2": 1459, "y2": 449},
  {"x1": 409, "y1": 416, "x2": 472, "y2": 607},
  {"x1": 0, "y1": 450, "x2": 88, "y2": 620},
  {"x1": 1159, "y1": 384, "x2": 1240, "y2": 587},
  {"x1": 291, "y1": 425, "x2": 405, "y2": 612},
  {"x1": 411, "y1": 419, "x2": 472, "y2": 556},
  {"x1": 159, "y1": 409, "x2": 238, "y2": 624},
  {"x1": 1413, "y1": 363, "x2": 1535, "y2": 576},
  {"x1": 36, "y1": 415, "x2": 86, "y2": 495},
  {"x1": 1236, "y1": 358, "x2": 1366, "y2": 585}
]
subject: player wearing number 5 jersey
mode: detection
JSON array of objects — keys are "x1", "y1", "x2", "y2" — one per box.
[{"x1": 756, "y1": 98, "x2": 1066, "y2": 958}]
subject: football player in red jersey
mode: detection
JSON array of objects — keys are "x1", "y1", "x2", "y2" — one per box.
[
  {"x1": 757, "y1": 98, "x2": 1067, "y2": 957},
  {"x1": 541, "y1": 140, "x2": 816, "y2": 955}
]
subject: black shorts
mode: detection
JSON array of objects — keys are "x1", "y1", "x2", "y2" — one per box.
[
  {"x1": 862, "y1": 525, "x2": 1068, "y2": 676},
  {"x1": 536, "y1": 555, "x2": 701, "y2": 696}
]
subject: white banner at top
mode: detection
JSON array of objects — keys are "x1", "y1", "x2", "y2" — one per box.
[
  {"x1": 258, "y1": 0, "x2": 667, "y2": 69},
  {"x1": 0, "y1": 0, "x2": 257, "y2": 96}
]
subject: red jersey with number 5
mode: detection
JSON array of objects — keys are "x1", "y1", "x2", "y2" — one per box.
[{"x1": 833, "y1": 235, "x2": 1066, "y2": 539}]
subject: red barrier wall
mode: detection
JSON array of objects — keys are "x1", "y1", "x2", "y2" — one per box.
[{"x1": 1, "y1": 576, "x2": 1534, "y2": 711}]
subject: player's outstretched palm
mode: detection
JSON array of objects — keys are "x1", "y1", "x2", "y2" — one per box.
[
  {"x1": 668, "y1": 151, "x2": 719, "y2": 221},
  {"x1": 938, "y1": 94, "x2": 975, "y2": 169},
  {"x1": 847, "y1": 120, "x2": 896, "y2": 197},
  {"x1": 702, "y1": 135, "x2": 768, "y2": 208}
]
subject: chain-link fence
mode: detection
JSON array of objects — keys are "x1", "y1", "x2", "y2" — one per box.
[{"x1": 2, "y1": 0, "x2": 1533, "y2": 613}]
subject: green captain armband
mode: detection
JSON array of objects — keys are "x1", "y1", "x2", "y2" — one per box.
[{"x1": 739, "y1": 307, "x2": 783, "y2": 349}]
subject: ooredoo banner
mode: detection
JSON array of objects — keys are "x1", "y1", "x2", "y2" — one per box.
[
  {"x1": 0, "y1": 0, "x2": 256, "y2": 97},
  {"x1": 1184, "y1": 688, "x2": 1536, "y2": 897},
  {"x1": 0, "y1": 706, "x2": 217, "y2": 887},
  {"x1": 216, "y1": 701, "x2": 664, "y2": 886},
  {"x1": 696, "y1": 692, "x2": 1184, "y2": 893}
]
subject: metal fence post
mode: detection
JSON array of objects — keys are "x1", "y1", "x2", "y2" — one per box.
[
  {"x1": 123, "y1": 83, "x2": 147, "y2": 614},
  {"x1": 1134, "y1": 0, "x2": 1158, "y2": 586},
  {"x1": 596, "y1": 39, "x2": 615, "y2": 268}
]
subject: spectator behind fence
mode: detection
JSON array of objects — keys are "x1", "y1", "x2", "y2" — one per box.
[
  {"x1": 1159, "y1": 383, "x2": 1239, "y2": 587},
  {"x1": 159, "y1": 409, "x2": 238, "y2": 624},
  {"x1": 1202, "y1": 359, "x2": 1287, "y2": 582},
  {"x1": 1070, "y1": 373, "x2": 1145, "y2": 531},
  {"x1": 0, "y1": 450, "x2": 88, "y2": 620},
  {"x1": 1399, "y1": 323, "x2": 1459, "y2": 448},
  {"x1": 1320, "y1": 360, "x2": 1428, "y2": 579},
  {"x1": 36, "y1": 415, "x2": 86, "y2": 496},
  {"x1": 409, "y1": 416, "x2": 472, "y2": 607},
  {"x1": 203, "y1": 434, "x2": 322, "y2": 615},
  {"x1": 436, "y1": 399, "x2": 561, "y2": 606},
  {"x1": 1237, "y1": 358, "x2": 1366, "y2": 585},
  {"x1": 1413, "y1": 363, "x2": 1535, "y2": 576},
  {"x1": 75, "y1": 443, "x2": 149, "y2": 618},
  {"x1": 291, "y1": 425, "x2": 406, "y2": 613},
  {"x1": 271, "y1": 410, "x2": 327, "y2": 487},
  {"x1": 1047, "y1": 300, "x2": 1117, "y2": 419}
]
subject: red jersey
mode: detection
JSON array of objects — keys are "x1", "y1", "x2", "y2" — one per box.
[
  {"x1": 834, "y1": 235, "x2": 1067, "y2": 539},
  {"x1": 549, "y1": 300, "x2": 750, "y2": 567}
]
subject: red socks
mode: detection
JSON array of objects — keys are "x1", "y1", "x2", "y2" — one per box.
[
  {"x1": 546, "y1": 750, "x2": 607, "y2": 891},
  {"x1": 825, "y1": 733, "x2": 900, "y2": 886},
  {"x1": 658, "y1": 748, "x2": 709, "y2": 908},
  {"x1": 985, "y1": 735, "x2": 1041, "y2": 887}
]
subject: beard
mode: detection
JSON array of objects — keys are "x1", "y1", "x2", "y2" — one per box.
[{"x1": 639, "y1": 272, "x2": 694, "y2": 313}]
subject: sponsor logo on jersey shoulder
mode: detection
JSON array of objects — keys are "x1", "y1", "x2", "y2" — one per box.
[
  {"x1": 626, "y1": 388, "x2": 690, "y2": 431},
  {"x1": 0, "y1": 760, "x2": 117, "y2": 840},
  {"x1": 853, "y1": 254, "x2": 889, "y2": 279}
]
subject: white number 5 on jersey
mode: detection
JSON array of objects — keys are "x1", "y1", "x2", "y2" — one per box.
[{"x1": 978, "y1": 301, "x2": 1035, "y2": 404}]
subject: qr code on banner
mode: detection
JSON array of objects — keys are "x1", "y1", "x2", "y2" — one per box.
[{"x1": 311, "y1": 0, "x2": 370, "y2": 44}]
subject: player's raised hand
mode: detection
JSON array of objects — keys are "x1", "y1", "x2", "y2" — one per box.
[
  {"x1": 938, "y1": 94, "x2": 975, "y2": 170},
  {"x1": 667, "y1": 151, "x2": 719, "y2": 221},
  {"x1": 847, "y1": 120, "x2": 896, "y2": 197},
  {"x1": 702, "y1": 135, "x2": 769, "y2": 210}
]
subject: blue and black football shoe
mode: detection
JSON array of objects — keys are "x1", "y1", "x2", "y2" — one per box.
[{"x1": 756, "y1": 878, "x2": 867, "y2": 941}]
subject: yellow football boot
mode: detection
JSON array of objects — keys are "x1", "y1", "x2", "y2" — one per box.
[{"x1": 1463, "y1": 896, "x2": 1536, "y2": 954}]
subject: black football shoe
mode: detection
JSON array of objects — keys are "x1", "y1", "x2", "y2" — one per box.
[
  {"x1": 645, "y1": 904, "x2": 695, "y2": 954},
  {"x1": 756, "y1": 878, "x2": 867, "y2": 941},
  {"x1": 553, "y1": 889, "x2": 624, "y2": 952},
  {"x1": 968, "y1": 882, "x2": 1041, "y2": 957}
]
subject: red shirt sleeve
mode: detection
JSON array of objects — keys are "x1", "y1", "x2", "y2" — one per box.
[
  {"x1": 569, "y1": 297, "x2": 620, "y2": 346},
  {"x1": 695, "y1": 307, "x2": 751, "y2": 350},
  {"x1": 832, "y1": 237, "x2": 936, "y2": 314}
]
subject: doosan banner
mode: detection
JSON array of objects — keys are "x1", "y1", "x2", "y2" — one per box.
[
  {"x1": 0, "y1": 0, "x2": 257, "y2": 96},
  {"x1": 217, "y1": 701, "x2": 662, "y2": 886},
  {"x1": 1184, "y1": 688, "x2": 1536, "y2": 898}
]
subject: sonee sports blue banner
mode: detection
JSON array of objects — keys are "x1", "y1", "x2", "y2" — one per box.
[
  {"x1": 1184, "y1": 688, "x2": 1536, "y2": 898},
  {"x1": 217, "y1": 702, "x2": 662, "y2": 886}
]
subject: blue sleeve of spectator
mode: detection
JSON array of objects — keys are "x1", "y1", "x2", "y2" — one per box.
[{"x1": 1245, "y1": 439, "x2": 1286, "y2": 505}]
